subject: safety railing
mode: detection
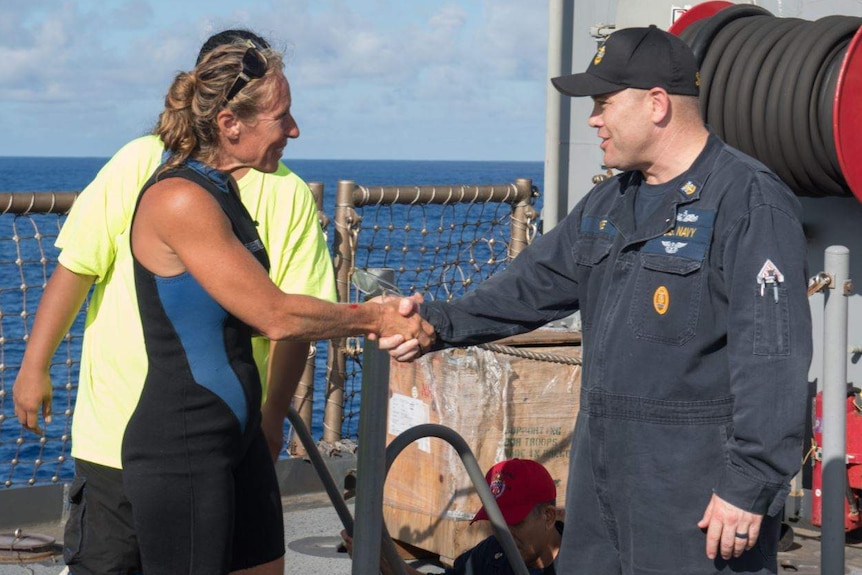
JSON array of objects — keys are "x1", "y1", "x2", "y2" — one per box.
[
  {"x1": 0, "y1": 177, "x2": 539, "y2": 488},
  {"x1": 322, "y1": 179, "x2": 538, "y2": 443},
  {"x1": 1, "y1": 192, "x2": 78, "y2": 488},
  {"x1": 0, "y1": 187, "x2": 327, "y2": 486}
]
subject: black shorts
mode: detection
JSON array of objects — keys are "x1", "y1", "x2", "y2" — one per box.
[
  {"x1": 122, "y1": 430, "x2": 285, "y2": 574},
  {"x1": 64, "y1": 459, "x2": 141, "y2": 575}
]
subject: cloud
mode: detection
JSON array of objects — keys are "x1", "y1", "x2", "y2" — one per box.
[
  {"x1": 106, "y1": 0, "x2": 156, "y2": 31},
  {"x1": 0, "y1": 0, "x2": 549, "y2": 160}
]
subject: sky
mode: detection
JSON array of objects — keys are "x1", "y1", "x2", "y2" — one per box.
[{"x1": 0, "y1": 0, "x2": 550, "y2": 161}]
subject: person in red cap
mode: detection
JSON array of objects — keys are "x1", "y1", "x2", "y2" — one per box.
[{"x1": 341, "y1": 458, "x2": 563, "y2": 574}]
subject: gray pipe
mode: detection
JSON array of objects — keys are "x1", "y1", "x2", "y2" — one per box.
[
  {"x1": 821, "y1": 245, "x2": 850, "y2": 575},
  {"x1": 351, "y1": 339, "x2": 390, "y2": 575},
  {"x1": 285, "y1": 406, "x2": 354, "y2": 532},
  {"x1": 351, "y1": 266, "x2": 405, "y2": 575},
  {"x1": 286, "y1": 407, "x2": 407, "y2": 575},
  {"x1": 543, "y1": 0, "x2": 573, "y2": 231}
]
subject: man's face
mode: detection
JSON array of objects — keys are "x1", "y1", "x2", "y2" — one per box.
[
  {"x1": 507, "y1": 505, "x2": 553, "y2": 567},
  {"x1": 588, "y1": 88, "x2": 654, "y2": 172}
]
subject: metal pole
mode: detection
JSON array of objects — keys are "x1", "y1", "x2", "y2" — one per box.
[
  {"x1": 351, "y1": 268, "x2": 395, "y2": 575},
  {"x1": 285, "y1": 405, "x2": 407, "y2": 575},
  {"x1": 822, "y1": 245, "x2": 850, "y2": 575},
  {"x1": 285, "y1": 406, "x2": 355, "y2": 532},
  {"x1": 509, "y1": 178, "x2": 536, "y2": 259},
  {"x1": 543, "y1": 0, "x2": 573, "y2": 232},
  {"x1": 323, "y1": 180, "x2": 357, "y2": 442},
  {"x1": 288, "y1": 346, "x2": 317, "y2": 457},
  {"x1": 284, "y1": 181, "x2": 325, "y2": 456},
  {"x1": 0, "y1": 191, "x2": 79, "y2": 214}
]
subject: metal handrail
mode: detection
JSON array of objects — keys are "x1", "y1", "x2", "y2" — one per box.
[
  {"x1": 256, "y1": 406, "x2": 533, "y2": 574},
  {"x1": 285, "y1": 405, "x2": 407, "y2": 575},
  {"x1": 385, "y1": 424, "x2": 531, "y2": 575}
]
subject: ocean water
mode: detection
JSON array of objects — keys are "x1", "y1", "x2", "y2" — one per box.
[{"x1": 0, "y1": 155, "x2": 543, "y2": 487}]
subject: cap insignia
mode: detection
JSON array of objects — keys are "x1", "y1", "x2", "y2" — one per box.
[
  {"x1": 489, "y1": 472, "x2": 506, "y2": 498},
  {"x1": 593, "y1": 44, "x2": 606, "y2": 65}
]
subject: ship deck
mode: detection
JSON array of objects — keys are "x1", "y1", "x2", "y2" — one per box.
[{"x1": 3, "y1": 490, "x2": 862, "y2": 574}]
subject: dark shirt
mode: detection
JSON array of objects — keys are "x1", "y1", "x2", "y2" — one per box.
[
  {"x1": 633, "y1": 174, "x2": 681, "y2": 229},
  {"x1": 446, "y1": 521, "x2": 563, "y2": 575}
]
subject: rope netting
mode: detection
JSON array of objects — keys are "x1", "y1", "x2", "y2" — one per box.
[
  {"x1": 327, "y1": 181, "x2": 539, "y2": 440},
  {"x1": 0, "y1": 210, "x2": 79, "y2": 487},
  {"x1": 0, "y1": 181, "x2": 539, "y2": 488}
]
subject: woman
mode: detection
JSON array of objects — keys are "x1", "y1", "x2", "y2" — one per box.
[
  {"x1": 122, "y1": 41, "x2": 433, "y2": 574},
  {"x1": 14, "y1": 30, "x2": 337, "y2": 575}
]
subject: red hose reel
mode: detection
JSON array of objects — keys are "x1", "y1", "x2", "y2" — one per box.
[{"x1": 669, "y1": 1, "x2": 862, "y2": 203}]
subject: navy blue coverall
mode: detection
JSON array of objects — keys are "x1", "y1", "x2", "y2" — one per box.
[{"x1": 420, "y1": 134, "x2": 812, "y2": 574}]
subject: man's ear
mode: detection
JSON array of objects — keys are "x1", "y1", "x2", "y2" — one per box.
[
  {"x1": 543, "y1": 504, "x2": 557, "y2": 526},
  {"x1": 649, "y1": 87, "x2": 671, "y2": 125},
  {"x1": 217, "y1": 109, "x2": 241, "y2": 141}
]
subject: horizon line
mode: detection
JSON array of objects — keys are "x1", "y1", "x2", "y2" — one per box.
[{"x1": 0, "y1": 155, "x2": 544, "y2": 163}]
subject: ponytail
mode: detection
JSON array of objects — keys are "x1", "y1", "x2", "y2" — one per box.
[{"x1": 155, "y1": 71, "x2": 200, "y2": 173}]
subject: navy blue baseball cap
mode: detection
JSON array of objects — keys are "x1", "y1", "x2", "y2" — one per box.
[{"x1": 552, "y1": 25, "x2": 700, "y2": 97}]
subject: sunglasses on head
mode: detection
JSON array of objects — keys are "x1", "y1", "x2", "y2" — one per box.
[{"x1": 224, "y1": 40, "x2": 268, "y2": 103}]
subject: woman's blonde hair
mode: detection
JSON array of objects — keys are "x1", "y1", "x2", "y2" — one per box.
[{"x1": 154, "y1": 43, "x2": 284, "y2": 172}]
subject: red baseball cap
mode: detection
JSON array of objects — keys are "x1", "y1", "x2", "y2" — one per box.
[{"x1": 471, "y1": 459, "x2": 556, "y2": 526}]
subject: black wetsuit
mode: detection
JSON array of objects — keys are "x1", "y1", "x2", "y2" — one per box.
[{"x1": 122, "y1": 160, "x2": 284, "y2": 575}]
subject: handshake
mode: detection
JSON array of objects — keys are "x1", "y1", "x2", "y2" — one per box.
[{"x1": 369, "y1": 293, "x2": 435, "y2": 362}]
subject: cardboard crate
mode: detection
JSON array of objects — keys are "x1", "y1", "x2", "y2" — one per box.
[{"x1": 383, "y1": 331, "x2": 581, "y2": 563}]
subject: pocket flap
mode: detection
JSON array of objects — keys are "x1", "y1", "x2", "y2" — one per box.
[
  {"x1": 641, "y1": 253, "x2": 702, "y2": 276},
  {"x1": 574, "y1": 236, "x2": 613, "y2": 266}
]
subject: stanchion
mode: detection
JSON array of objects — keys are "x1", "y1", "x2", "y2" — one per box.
[
  {"x1": 351, "y1": 267, "x2": 399, "y2": 575},
  {"x1": 351, "y1": 338, "x2": 390, "y2": 575},
  {"x1": 822, "y1": 245, "x2": 850, "y2": 575}
]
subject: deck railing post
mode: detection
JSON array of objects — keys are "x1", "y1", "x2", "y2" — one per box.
[
  {"x1": 509, "y1": 179, "x2": 536, "y2": 259},
  {"x1": 289, "y1": 346, "x2": 317, "y2": 457},
  {"x1": 286, "y1": 182, "x2": 326, "y2": 456},
  {"x1": 323, "y1": 180, "x2": 358, "y2": 442}
]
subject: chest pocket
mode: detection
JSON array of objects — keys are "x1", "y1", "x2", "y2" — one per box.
[
  {"x1": 574, "y1": 235, "x2": 614, "y2": 332},
  {"x1": 628, "y1": 253, "x2": 705, "y2": 346}
]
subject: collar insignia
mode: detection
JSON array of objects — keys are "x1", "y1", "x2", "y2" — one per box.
[{"x1": 681, "y1": 181, "x2": 697, "y2": 196}]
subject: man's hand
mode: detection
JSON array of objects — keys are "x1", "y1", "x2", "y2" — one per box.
[
  {"x1": 697, "y1": 493, "x2": 763, "y2": 560},
  {"x1": 374, "y1": 294, "x2": 432, "y2": 362},
  {"x1": 369, "y1": 294, "x2": 434, "y2": 361},
  {"x1": 13, "y1": 367, "x2": 53, "y2": 435},
  {"x1": 339, "y1": 529, "x2": 355, "y2": 558}
]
